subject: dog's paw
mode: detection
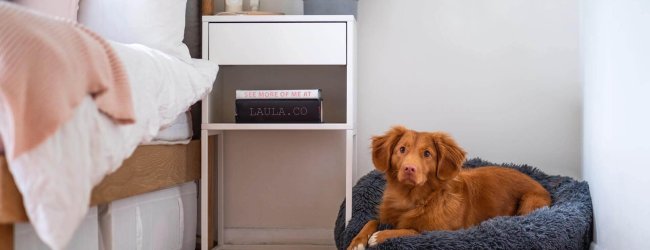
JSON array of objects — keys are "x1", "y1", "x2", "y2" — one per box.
[
  {"x1": 347, "y1": 237, "x2": 367, "y2": 250},
  {"x1": 368, "y1": 231, "x2": 382, "y2": 247},
  {"x1": 348, "y1": 243, "x2": 365, "y2": 250}
]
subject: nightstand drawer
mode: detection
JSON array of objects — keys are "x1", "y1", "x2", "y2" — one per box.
[{"x1": 208, "y1": 22, "x2": 347, "y2": 65}]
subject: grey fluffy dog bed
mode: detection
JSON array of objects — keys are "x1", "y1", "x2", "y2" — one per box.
[{"x1": 334, "y1": 158, "x2": 593, "y2": 250}]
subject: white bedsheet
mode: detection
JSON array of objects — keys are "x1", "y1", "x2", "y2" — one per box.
[
  {"x1": 0, "y1": 42, "x2": 217, "y2": 249},
  {"x1": 0, "y1": 111, "x2": 193, "y2": 151},
  {"x1": 146, "y1": 111, "x2": 194, "y2": 145}
]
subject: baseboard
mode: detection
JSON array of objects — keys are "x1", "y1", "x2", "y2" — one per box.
[
  {"x1": 590, "y1": 241, "x2": 601, "y2": 250},
  {"x1": 215, "y1": 245, "x2": 336, "y2": 250},
  {"x1": 224, "y1": 228, "x2": 334, "y2": 245}
]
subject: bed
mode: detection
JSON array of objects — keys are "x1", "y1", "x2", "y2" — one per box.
[{"x1": 0, "y1": 0, "x2": 217, "y2": 249}]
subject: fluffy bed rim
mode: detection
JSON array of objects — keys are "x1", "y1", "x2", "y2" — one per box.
[{"x1": 334, "y1": 158, "x2": 593, "y2": 250}]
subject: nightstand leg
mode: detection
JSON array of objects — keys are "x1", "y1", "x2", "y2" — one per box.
[
  {"x1": 202, "y1": 131, "x2": 219, "y2": 250},
  {"x1": 217, "y1": 131, "x2": 225, "y2": 247},
  {"x1": 201, "y1": 130, "x2": 209, "y2": 250},
  {"x1": 345, "y1": 130, "x2": 354, "y2": 225}
]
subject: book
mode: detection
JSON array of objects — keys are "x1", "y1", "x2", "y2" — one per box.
[
  {"x1": 235, "y1": 89, "x2": 321, "y2": 99},
  {"x1": 235, "y1": 99, "x2": 322, "y2": 123}
]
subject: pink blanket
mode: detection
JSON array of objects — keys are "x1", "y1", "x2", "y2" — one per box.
[{"x1": 0, "y1": 3, "x2": 134, "y2": 159}]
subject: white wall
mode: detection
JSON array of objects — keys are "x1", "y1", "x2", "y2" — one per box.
[
  {"x1": 255, "y1": 0, "x2": 582, "y2": 177},
  {"x1": 356, "y1": 0, "x2": 581, "y2": 178},
  {"x1": 582, "y1": 0, "x2": 650, "y2": 249}
]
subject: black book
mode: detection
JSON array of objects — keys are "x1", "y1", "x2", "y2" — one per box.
[{"x1": 235, "y1": 99, "x2": 322, "y2": 123}]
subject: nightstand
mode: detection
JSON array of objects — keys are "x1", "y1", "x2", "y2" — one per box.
[{"x1": 200, "y1": 15, "x2": 356, "y2": 250}]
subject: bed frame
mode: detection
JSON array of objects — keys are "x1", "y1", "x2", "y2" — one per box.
[
  {"x1": 0, "y1": 2, "x2": 218, "y2": 250},
  {"x1": 0, "y1": 139, "x2": 217, "y2": 250}
]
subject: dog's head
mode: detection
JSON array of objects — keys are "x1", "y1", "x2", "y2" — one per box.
[{"x1": 372, "y1": 126, "x2": 466, "y2": 187}]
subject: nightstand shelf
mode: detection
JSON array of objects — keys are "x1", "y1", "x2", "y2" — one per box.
[
  {"x1": 202, "y1": 123, "x2": 352, "y2": 131},
  {"x1": 200, "y1": 15, "x2": 356, "y2": 250}
]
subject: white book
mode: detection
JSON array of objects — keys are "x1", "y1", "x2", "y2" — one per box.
[{"x1": 235, "y1": 89, "x2": 321, "y2": 99}]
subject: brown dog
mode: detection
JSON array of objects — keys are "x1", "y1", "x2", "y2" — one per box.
[{"x1": 348, "y1": 126, "x2": 551, "y2": 250}]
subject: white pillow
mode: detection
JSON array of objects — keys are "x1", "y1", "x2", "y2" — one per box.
[
  {"x1": 13, "y1": 0, "x2": 79, "y2": 20},
  {"x1": 78, "y1": 0, "x2": 191, "y2": 62}
]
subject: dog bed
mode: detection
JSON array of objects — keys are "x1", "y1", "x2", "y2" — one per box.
[{"x1": 334, "y1": 158, "x2": 593, "y2": 250}]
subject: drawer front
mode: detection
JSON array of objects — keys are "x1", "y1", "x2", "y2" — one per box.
[{"x1": 208, "y1": 22, "x2": 347, "y2": 65}]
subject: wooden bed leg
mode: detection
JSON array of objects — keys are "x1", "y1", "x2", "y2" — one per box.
[{"x1": 0, "y1": 224, "x2": 14, "y2": 250}]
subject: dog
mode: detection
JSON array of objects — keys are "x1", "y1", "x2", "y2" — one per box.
[{"x1": 347, "y1": 126, "x2": 551, "y2": 250}]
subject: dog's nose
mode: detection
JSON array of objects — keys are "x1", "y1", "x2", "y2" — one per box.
[{"x1": 404, "y1": 165, "x2": 416, "y2": 174}]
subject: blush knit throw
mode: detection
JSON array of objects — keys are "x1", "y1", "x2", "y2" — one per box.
[{"x1": 0, "y1": 2, "x2": 134, "y2": 159}]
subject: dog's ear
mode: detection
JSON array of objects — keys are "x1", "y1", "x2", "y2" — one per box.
[
  {"x1": 432, "y1": 133, "x2": 466, "y2": 181},
  {"x1": 372, "y1": 126, "x2": 407, "y2": 172}
]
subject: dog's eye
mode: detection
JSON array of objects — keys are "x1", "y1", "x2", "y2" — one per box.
[
  {"x1": 399, "y1": 146, "x2": 406, "y2": 153},
  {"x1": 424, "y1": 150, "x2": 431, "y2": 157}
]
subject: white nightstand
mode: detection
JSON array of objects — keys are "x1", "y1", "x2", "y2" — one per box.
[{"x1": 200, "y1": 15, "x2": 356, "y2": 250}]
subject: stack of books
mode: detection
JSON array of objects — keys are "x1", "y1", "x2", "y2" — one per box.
[{"x1": 235, "y1": 89, "x2": 323, "y2": 123}]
